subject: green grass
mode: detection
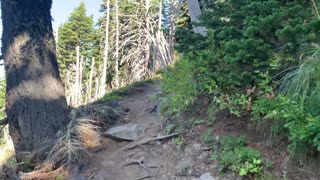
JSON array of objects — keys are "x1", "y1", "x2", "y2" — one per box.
[
  {"x1": 99, "y1": 78, "x2": 158, "y2": 101},
  {"x1": 280, "y1": 45, "x2": 320, "y2": 103}
]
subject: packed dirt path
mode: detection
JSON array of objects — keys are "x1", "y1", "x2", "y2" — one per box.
[{"x1": 84, "y1": 82, "x2": 217, "y2": 180}]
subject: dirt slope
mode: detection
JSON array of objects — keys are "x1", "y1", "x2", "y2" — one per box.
[{"x1": 82, "y1": 82, "x2": 221, "y2": 180}]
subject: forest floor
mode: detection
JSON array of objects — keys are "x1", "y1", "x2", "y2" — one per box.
[
  {"x1": 0, "y1": 80, "x2": 318, "y2": 179},
  {"x1": 77, "y1": 81, "x2": 319, "y2": 180},
  {"x1": 80, "y1": 82, "x2": 225, "y2": 180}
]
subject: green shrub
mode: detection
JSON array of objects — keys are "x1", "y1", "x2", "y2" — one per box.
[
  {"x1": 172, "y1": 137, "x2": 185, "y2": 150},
  {"x1": 176, "y1": 0, "x2": 320, "y2": 91},
  {"x1": 252, "y1": 95, "x2": 320, "y2": 155},
  {"x1": 208, "y1": 93, "x2": 251, "y2": 120},
  {"x1": 217, "y1": 136, "x2": 263, "y2": 177},
  {"x1": 189, "y1": 118, "x2": 205, "y2": 127},
  {"x1": 202, "y1": 129, "x2": 214, "y2": 145},
  {"x1": 220, "y1": 135, "x2": 247, "y2": 151}
]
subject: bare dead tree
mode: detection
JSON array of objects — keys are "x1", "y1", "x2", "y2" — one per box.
[
  {"x1": 88, "y1": 57, "x2": 95, "y2": 101},
  {"x1": 115, "y1": 0, "x2": 120, "y2": 88},
  {"x1": 186, "y1": 0, "x2": 207, "y2": 36},
  {"x1": 100, "y1": 0, "x2": 111, "y2": 97}
]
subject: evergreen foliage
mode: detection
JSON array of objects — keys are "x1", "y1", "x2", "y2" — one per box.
[
  {"x1": 57, "y1": 2, "x2": 96, "y2": 79},
  {"x1": 177, "y1": 0, "x2": 320, "y2": 90},
  {"x1": 162, "y1": 0, "x2": 320, "y2": 159}
]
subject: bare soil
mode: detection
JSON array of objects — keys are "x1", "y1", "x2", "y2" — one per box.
[{"x1": 80, "y1": 82, "x2": 219, "y2": 180}]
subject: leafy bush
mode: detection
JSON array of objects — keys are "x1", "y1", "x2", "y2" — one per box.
[
  {"x1": 208, "y1": 93, "x2": 251, "y2": 120},
  {"x1": 202, "y1": 129, "x2": 214, "y2": 145},
  {"x1": 251, "y1": 46, "x2": 320, "y2": 156},
  {"x1": 172, "y1": 137, "x2": 185, "y2": 150},
  {"x1": 201, "y1": 134, "x2": 263, "y2": 177},
  {"x1": 252, "y1": 96, "x2": 320, "y2": 155},
  {"x1": 218, "y1": 136, "x2": 263, "y2": 177}
]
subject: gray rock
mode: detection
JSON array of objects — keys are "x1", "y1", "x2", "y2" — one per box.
[
  {"x1": 200, "y1": 172, "x2": 216, "y2": 180},
  {"x1": 104, "y1": 123, "x2": 146, "y2": 141}
]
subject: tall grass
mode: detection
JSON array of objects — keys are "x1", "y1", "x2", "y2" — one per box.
[{"x1": 280, "y1": 45, "x2": 320, "y2": 103}]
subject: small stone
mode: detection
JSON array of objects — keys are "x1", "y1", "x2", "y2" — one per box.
[
  {"x1": 176, "y1": 159, "x2": 192, "y2": 173},
  {"x1": 200, "y1": 172, "x2": 216, "y2": 180},
  {"x1": 122, "y1": 107, "x2": 130, "y2": 112}
]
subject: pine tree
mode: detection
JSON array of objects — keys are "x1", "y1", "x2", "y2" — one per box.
[
  {"x1": 57, "y1": 2, "x2": 97, "y2": 105},
  {"x1": 57, "y1": 2, "x2": 95, "y2": 79}
]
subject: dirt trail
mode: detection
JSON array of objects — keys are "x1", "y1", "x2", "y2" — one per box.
[{"x1": 84, "y1": 82, "x2": 215, "y2": 180}]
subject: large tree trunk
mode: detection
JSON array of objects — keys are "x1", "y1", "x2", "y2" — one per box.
[
  {"x1": 1, "y1": 0, "x2": 69, "y2": 158},
  {"x1": 187, "y1": 0, "x2": 207, "y2": 36}
]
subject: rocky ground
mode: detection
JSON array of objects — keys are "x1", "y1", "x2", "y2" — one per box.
[{"x1": 80, "y1": 82, "x2": 225, "y2": 180}]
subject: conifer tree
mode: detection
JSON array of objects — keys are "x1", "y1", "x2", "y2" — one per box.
[
  {"x1": 57, "y1": 2, "x2": 95, "y2": 79},
  {"x1": 57, "y1": 2, "x2": 96, "y2": 105}
]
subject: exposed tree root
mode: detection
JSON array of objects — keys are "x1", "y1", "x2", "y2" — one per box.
[
  {"x1": 136, "y1": 174, "x2": 157, "y2": 180},
  {"x1": 122, "y1": 156, "x2": 145, "y2": 168},
  {"x1": 19, "y1": 166, "x2": 67, "y2": 180},
  {"x1": 122, "y1": 133, "x2": 179, "y2": 150}
]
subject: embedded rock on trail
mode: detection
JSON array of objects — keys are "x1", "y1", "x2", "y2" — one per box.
[
  {"x1": 200, "y1": 172, "x2": 216, "y2": 180},
  {"x1": 104, "y1": 123, "x2": 146, "y2": 141}
]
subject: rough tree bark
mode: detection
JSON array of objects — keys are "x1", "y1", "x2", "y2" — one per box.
[
  {"x1": 186, "y1": 0, "x2": 207, "y2": 36},
  {"x1": 1, "y1": 0, "x2": 69, "y2": 158}
]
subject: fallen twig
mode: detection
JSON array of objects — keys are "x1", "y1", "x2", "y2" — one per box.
[{"x1": 122, "y1": 133, "x2": 179, "y2": 150}]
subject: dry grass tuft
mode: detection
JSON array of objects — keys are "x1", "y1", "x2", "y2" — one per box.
[{"x1": 20, "y1": 117, "x2": 102, "y2": 179}]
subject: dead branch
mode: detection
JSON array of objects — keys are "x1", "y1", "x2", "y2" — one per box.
[{"x1": 122, "y1": 133, "x2": 179, "y2": 150}]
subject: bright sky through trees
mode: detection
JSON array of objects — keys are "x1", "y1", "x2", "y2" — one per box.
[{"x1": 0, "y1": 0, "x2": 101, "y2": 78}]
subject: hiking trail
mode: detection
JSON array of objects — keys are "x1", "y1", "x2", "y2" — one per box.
[{"x1": 83, "y1": 82, "x2": 220, "y2": 180}]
